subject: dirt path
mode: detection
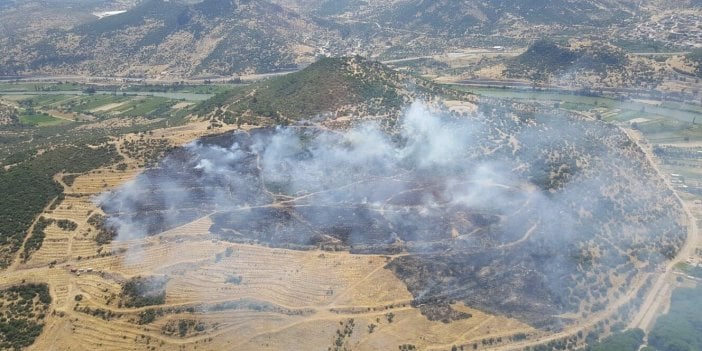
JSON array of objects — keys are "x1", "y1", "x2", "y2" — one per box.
[{"x1": 497, "y1": 221, "x2": 539, "y2": 249}]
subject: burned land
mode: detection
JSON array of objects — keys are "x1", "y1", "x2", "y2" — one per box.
[{"x1": 100, "y1": 101, "x2": 686, "y2": 329}]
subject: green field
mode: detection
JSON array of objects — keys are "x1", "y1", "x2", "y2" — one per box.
[
  {"x1": 454, "y1": 86, "x2": 702, "y2": 142},
  {"x1": 19, "y1": 113, "x2": 68, "y2": 126},
  {"x1": 0, "y1": 82, "x2": 84, "y2": 92},
  {"x1": 0, "y1": 82, "x2": 229, "y2": 101}
]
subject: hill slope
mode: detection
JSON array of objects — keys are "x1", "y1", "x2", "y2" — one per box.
[
  {"x1": 281, "y1": 0, "x2": 641, "y2": 35},
  {"x1": 1, "y1": 0, "x2": 338, "y2": 77},
  {"x1": 507, "y1": 40, "x2": 630, "y2": 76},
  {"x1": 205, "y1": 56, "x2": 472, "y2": 124}
]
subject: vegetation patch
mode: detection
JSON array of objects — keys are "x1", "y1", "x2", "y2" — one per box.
[
  {"x1": 686, "y1": 48, "x2": 702, "y2": 77},
  {"x1": 0, "y1": 105, "x2": 18, "y2": 126},
  {"x1": 19, "y1": 112, "x2": 67, "y2": 127},
  {"x1": 120, "y1": 276, "x2": 168, "y2": 308},
  {"x1": 22, "y1": 217, "x2": 53, "y2": 262},
  {"x1": 55, "y1": 219, "x2": 77, "y2": 231},
  {"x1": 88, "y1": 213, "x2": 118, "y2": 245},
  {"x1": 0, "y1": 284, "x2": 51, "y2": 350},
  {"x1": 580, "y1": 328, "x2": 645, "y2": 351},
  {"x1": 161, "y1": 319, "x2": 207, "y2": 338},
  {"x1": 648, "y1": 284, "x2": 702, "y2": 351},
  {"x1": 0, "y1": 143, "x2": 121, "y2": 267}
]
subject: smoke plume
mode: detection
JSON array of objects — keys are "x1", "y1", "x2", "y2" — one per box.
[{"x1": 99, "y1": 100, "x2": 685, "y2": 328}]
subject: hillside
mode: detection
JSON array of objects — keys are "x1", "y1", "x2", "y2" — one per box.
[
  {"x1": 485, "y1": 39, "x2": 669, "y2": 88},
  {"x1": 507, "y1": 40, "x2": 630, "y2": 77},
  {"x1": 204, "y1": 56, "x2": 472, "y2": 124},
  {"x1": 286, "y1": 0, "x2": 641, "y2": 35},
  {"x1": 0, "y1": 0, "x2": 339, "y2": 78}
]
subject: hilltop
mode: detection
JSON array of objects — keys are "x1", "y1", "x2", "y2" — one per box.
[{"x1": 202, "y1": 56, "x2": 473, "y2": 125}]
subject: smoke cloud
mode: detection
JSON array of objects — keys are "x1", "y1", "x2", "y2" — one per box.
[{"x1": 98, "y1": 100, "x2": 685, "y2": 328}]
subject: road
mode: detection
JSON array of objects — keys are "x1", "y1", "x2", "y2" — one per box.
[{"x1": 623, "y1": 128, "x2": 700, "y2": 333}]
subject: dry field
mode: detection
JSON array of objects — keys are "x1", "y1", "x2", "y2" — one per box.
[
  {"x1": 6, "y1": 111, "x2": 693, "y2": 350},
  {"x1": 0, "y1": 120, "x2": 542, "y2": 351}
]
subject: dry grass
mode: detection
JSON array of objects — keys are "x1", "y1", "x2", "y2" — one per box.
[{"x1": 2, "y1": 120, "x2": 542, "y2": 351}]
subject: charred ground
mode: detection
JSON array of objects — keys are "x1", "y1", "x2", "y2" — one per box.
[{"x1": 100, "y1": 99, "x2": 686, "y2": 329}]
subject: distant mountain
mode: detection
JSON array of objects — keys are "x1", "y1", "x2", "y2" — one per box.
[
  {"x1": 1, "y1": 0, "x2": 339, "y2": 77},
  {"x1": 0, "y1": 0, "x2": 135, "y2": 62},
  {"x1": 0, "y1": 0, "x2": 670, "y2": 78},
  {"x1": 202, "y1": 56, "x2": 471, "y2": 124}
]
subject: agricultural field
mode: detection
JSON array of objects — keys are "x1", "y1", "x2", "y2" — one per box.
[{"x1": 0, "y1": 83, "x2": 216, "y2": 125}]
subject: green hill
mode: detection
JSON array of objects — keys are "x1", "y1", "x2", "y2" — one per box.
[
  {"x1": 506, "y1": 40, "x2": 630, "y2": 80},
  {"x1": 201, "y1": 56, "x2": 470, "y2": 123}
]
